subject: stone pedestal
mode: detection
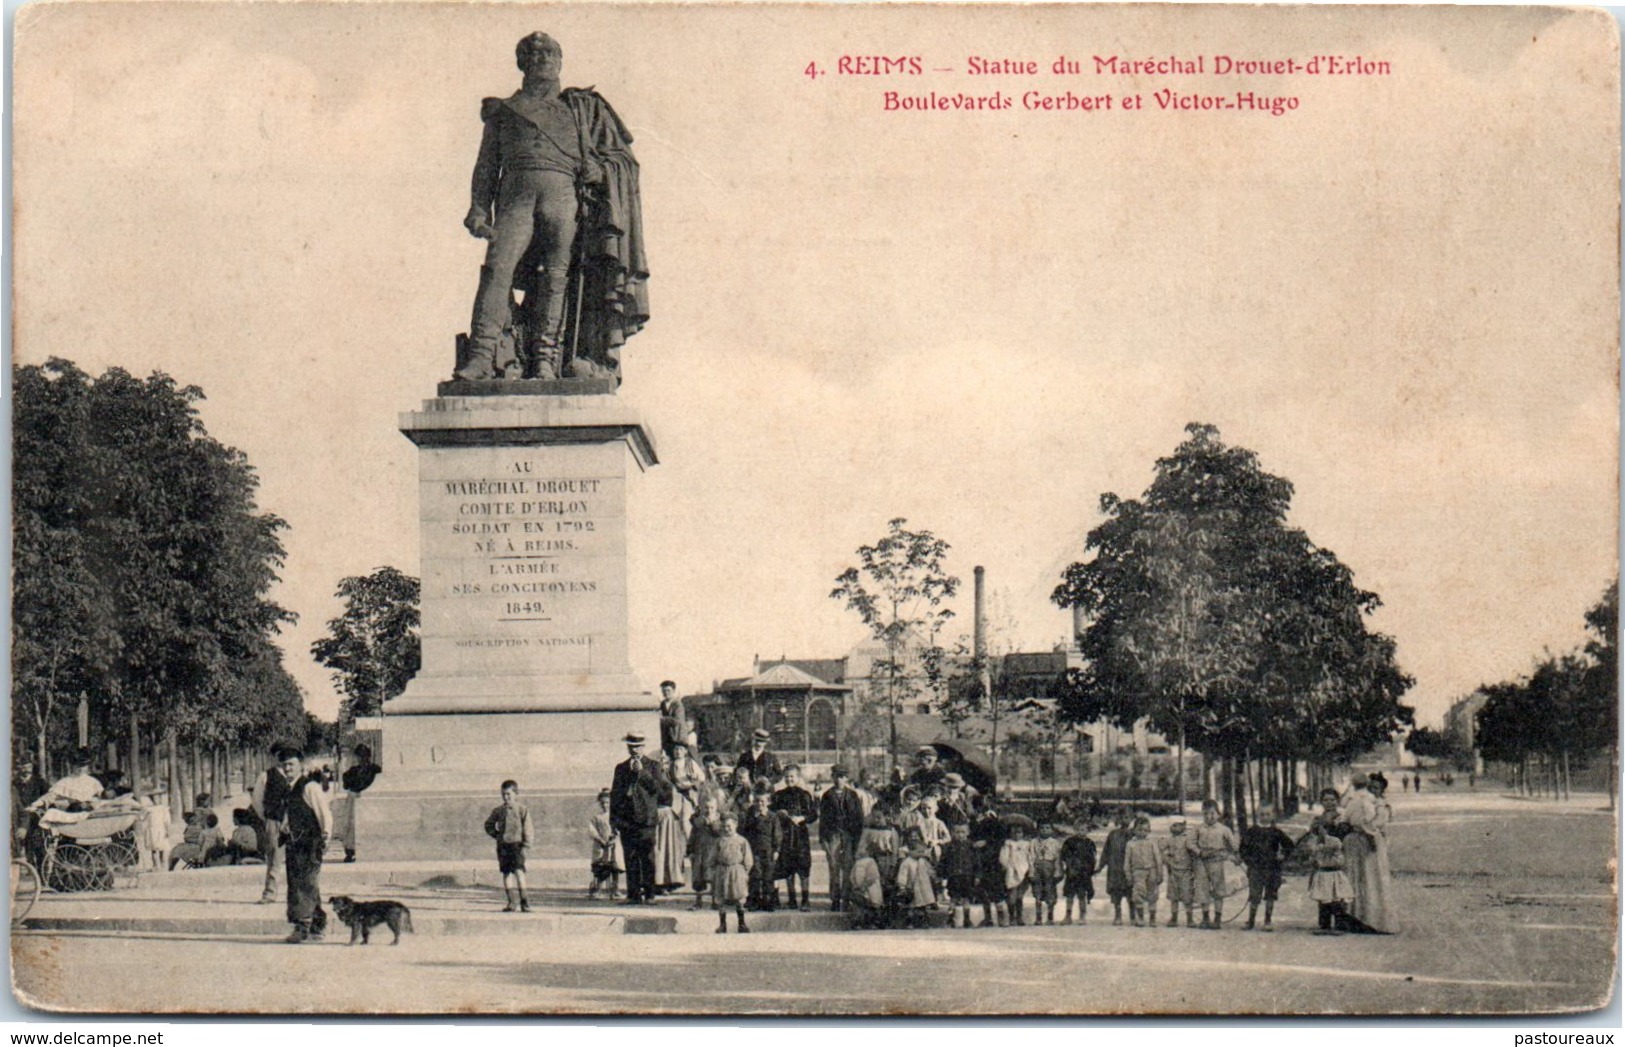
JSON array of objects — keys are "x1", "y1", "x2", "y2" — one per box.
[{"x1": 358, "y1": 390, "x2": 659, "y2": 860}]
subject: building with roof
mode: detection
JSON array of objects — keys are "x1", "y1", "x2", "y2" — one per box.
[{"x1": 686, "y1": 635, "x2": 1193, "y2": 794}]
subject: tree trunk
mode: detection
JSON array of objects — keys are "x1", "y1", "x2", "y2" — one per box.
[
  {"x1": 1233, "y1": 757, "x2": 1249, "y2": 828},
  {"x1": 1176, "y1": 724, "x2": 1187, "y2": 816},
  {"x1": 166, "y1": 731, "x2": 184, "y2": 823},
  {"x1": 1610, "y1": 744, "x2": 1618, "y2": 812},
  {"x1": 1562, "y1": 750, "x2": 1572, "y2": 801},
  {"x1": 127, "y1": 711, "x2": 141, "y2": 792}
]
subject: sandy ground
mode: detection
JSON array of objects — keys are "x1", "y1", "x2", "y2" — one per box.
[{"x1": 10, "y1": 789, "x2": 1617, "y2": 1016}]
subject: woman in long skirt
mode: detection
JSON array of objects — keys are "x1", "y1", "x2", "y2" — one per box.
[
  {"x1": 1337, "y1": 773, "x2": 1396, "y2": 933},
  {"x1": 653, "y1": 744, "x2": 704, "y2": 894}
]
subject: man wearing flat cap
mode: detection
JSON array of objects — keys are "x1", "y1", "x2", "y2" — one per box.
[
  {"x1": 937, "y1": 771, "x2": 977, "y2": 829},
  {"x1": 734, "y1": 728, "x2": 783, "y2": 793},
  {"x1": 610, "y1": 733, "x2": 671, "y2": 904},
  {"x1": 908, "y1": 745, "x2": 947, "y2": 792}
]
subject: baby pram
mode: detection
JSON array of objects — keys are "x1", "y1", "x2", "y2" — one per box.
[{"x1": 36, "y1": 806, "x2": 143, "y2": 892}]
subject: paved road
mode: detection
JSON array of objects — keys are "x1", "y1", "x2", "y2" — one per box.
[{"x1": 11, "y1": 790, "x2": 1617, "y2": 1016}]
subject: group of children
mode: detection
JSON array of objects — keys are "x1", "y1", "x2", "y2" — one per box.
[
  {"x1": 167, "y1": 793, "x2": 265, "y2": 870},
  {"x1": 847, "y1": 797, "x2": 1314, "y2": 933},
  {"x1": 850, "y1": 810, "x2": 1102, "y2": 931},
  {"x1": 1100, "y1": 800, "x2": 1296, "y2": 931},
  {"x1": 488, "y1": 770, "x2": 1352, "y2": 936}
]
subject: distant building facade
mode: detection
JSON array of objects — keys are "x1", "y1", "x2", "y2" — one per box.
[
  {"x1": 686, "y1": 635, "x2": 1194, "y2": 794},
  {"x1": 1444, "y1": 690, "x2": 1490, "y2": 774}
]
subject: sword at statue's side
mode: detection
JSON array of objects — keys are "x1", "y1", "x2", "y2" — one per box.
[{"x1": 569, "y1": 104, "x2": 592, "y2": 372}]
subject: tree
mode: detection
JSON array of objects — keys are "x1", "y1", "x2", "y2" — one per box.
[
  {"x1": 1476, "y1": 580, "x2": 1618, "y2": 804},
  {"x1": 1581, "y1": 580, "x2": 1619, "y2": 809},
  {"x1": 831, "y1": 519, "x2": 960, "y2": 774},
  {"x1": 1053, "y1": 423, "x2": 1413, "y2": 823},
  {"x1": 13, "y1": 359, "x2": 295, "y2": 789},
  {"x1": 1405, "y1": 726, "x2": 1463, "y2": 769},
  {"x1": 13, "y1": 360, "x2": 114, "y2": 770},
  {"x1": 311, "y1": 566, "x2": 422, "y2": 731}
]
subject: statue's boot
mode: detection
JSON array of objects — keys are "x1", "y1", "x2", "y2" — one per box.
[
  {"x1": 525, "y1": 264, "x2": 570, "y2": 380},
  {"x1": 457, "y1": 265, "x2": 507, "y2": 381}
]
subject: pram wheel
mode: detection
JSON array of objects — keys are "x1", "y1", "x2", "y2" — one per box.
[{"x1": 48, "y1": 842, "x2": 114, "y2": 892}]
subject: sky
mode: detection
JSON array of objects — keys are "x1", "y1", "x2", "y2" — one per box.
[{"x1": 12, "y1": 3, "x2": 1619, "y2": 729}]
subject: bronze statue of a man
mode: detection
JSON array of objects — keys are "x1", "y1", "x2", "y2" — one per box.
[{"x1": 457, "y1": 32, "x2": 648, "y2": 383}]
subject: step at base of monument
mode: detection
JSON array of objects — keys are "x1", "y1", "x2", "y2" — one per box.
[
  {"x1": 18, "y1": 909, "x2": 850, "y2": 936},
  {"x1": 355, "y1": 790, "x2": 599, "y2": 861}
]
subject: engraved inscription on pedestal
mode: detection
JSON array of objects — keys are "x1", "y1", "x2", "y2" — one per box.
[
  {"x1": 430, "y1": 461, "x2": 620, "y2": 673},
  {"x1": 391, "y1": 394, "x2": 656, "y2": 714}
]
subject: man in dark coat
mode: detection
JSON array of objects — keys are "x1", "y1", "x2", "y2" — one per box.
[
  {"x1": 818, "y1": 766, "x2": 866, "y2": 912},
  {"x1": 252, "y1": 746, "x2": 295, "y2": 904},
  {"x1": 734, "y1": 729, "x2": 783, "y2": 792},
  {"x1": 338, "y1": 744, "x2": 382, "y2": 863},
  {"x1": 609, "y1": 733, "x2": 671, "y2": 904},
  {"x1": 282, "y1": 750, "x2": 331, "y2": 943}
]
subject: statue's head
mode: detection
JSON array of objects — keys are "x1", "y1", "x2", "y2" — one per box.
[{"x1": 516, "y1": 32, "x2": 563, "y2": 75}]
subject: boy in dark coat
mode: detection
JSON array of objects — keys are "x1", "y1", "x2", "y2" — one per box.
[
  {"x1": 1059, "y1": 824, "x2": 1097, "y2": 925},
  {"x1": 1240, "y1": 803, "x2": 1295, "y2": 931},
  {"x1": 740, "y1": 783, "x2": 786, "y2": 911},
  {"x1": 969, "y1": 799, "x2": 1009, "y2": 928},
  {"x1": 1101, "y1": 809, "x2": 1133, "y2": 926},
  {"x1": 939, "y1": 821, "x2": 980, "y2": 929},
  {"x1": 770, "y1": 764, "x2": 818, "y2": 912},
  {"x1": 818, "y1": 766, "x2": 866, "y2": 913}
]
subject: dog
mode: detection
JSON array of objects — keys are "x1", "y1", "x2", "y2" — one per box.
[{"x1": 329, "y1": 895, "x2": 414, "y2": 945}]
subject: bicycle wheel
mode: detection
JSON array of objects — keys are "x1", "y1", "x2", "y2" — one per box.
[{"x1": 10, "y1": 859, "x2": 40, "y2": 926}]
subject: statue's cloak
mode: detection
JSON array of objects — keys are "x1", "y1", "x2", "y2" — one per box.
[{"x1": 507, "y1": 88, "x2": 649, "y2": 375}]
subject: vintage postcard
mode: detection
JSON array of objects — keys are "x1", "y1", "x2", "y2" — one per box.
[{"x1": 9, "y1": 2, "x2": 1620, "y2": 1017}]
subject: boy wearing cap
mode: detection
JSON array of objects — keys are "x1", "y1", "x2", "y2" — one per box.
[
  {"x1": 1192, "y1": 799, "x2": 1239, "y2": 929},
  {"x1": 937, "y1": 772, "x2": 974, "y2": 829},
  {"x1": 819, "y1": 766, "x2": 865, "y2": 912},
  {"x1": 939, "y1": 821, "x2": 979, "y2": 928},
  {"x1": 657, "y1": 680, "x2": 689, "y2": 757},
  {"x1": 1124, "y1": 815, "x2": 1164, "y2": 928},
  {"x1": 741, "y1": 782, "x2": 786, "y2": 911},
  {"x1": 1240, "y1": 804, "x2": 1295, "y2": 931},
  {"x1": 1059, "y1": 823, "x2": 1096, "y2": 925},
  {"x1": 1101, "y1": 808, "x2": 1133, "y2": 925},
  {"x1": 1030, "y1": 823, "x2": 1065, "y2": 925},
  {"x1": 588, "y1": 788, "x2": 621, "y2": 899},
  {"x1": 484, "y1": 780, "x2": 534, "y2": 912},
  {"x1": 1159, "y1": 818, "x2": 1202, "y2": 928}
]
